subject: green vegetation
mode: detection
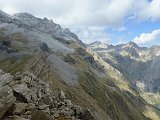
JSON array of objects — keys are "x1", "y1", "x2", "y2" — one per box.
[
  {"x1": 63, "y1": 53, "x2": 76, "y2": 64},
  {"x1": 79, "y1": 70, "x2": 151, "y2": 120},
  {"x1": 0, "y1": 55, "x2": 31, "y2": 75}
]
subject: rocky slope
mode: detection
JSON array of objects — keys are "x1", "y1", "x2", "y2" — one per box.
[
  {"x1": 0, "y1": 69, "x2": 94, "y2": 120},
  {"x1": 0, "y1": 10, "x2": 160, "y2": 120}
]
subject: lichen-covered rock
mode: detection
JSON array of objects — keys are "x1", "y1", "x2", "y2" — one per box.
[{"x1": 0, "y1": 85, "x2": 15, "y2": 119}]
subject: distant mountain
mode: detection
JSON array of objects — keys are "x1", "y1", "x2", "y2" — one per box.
[
  {"x1": 0, "y1": 10, "x2": 160, "y2": 120},
  {"x1": 88, "y1": 41, "x2": 160, "y2": 108}
]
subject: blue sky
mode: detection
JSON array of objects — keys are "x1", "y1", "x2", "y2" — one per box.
[
  {"x1": 109, "y1": 20, "x2": 160, "y2": 46},
  {"x1": 0, "y1": 0, "x2": 160, "y2": 47}
]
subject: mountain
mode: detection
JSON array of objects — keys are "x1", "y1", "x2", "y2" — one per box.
[
  {"x1": 88, "y1": 41, "x2": 160, "y2": 109},
  {"x1": 0, "y1": 10, "x2": 160, "y2": 120}
]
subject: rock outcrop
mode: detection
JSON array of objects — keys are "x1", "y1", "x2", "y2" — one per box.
[{"x1": 0, "y1": 69, "x2": 95, "y2": 120}]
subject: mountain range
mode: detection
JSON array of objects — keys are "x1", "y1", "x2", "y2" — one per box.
[{"x1": 0, "y1": 10, "x2": 160, "y2": 120}]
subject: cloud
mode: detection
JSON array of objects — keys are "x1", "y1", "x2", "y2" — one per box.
[
  {"x1": 133, "y1": 29, "x2": 160, "y2": 44},
  {"x1": 71, "y1": 26, "x2": 110, "y2": 44},
  {"x1": 0, "y1": 0, "x2": 160, "y2": 27},
  {"x1": 112, "y1": 26, "x2": 127, "y2": 32},
  {"x1": 137, "y1": 0, "x2": 160, "y2": 22}
]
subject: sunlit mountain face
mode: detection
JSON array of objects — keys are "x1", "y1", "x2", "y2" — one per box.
[{"x1": 0, "y1": 0, "x2": 160, "y2": 120}]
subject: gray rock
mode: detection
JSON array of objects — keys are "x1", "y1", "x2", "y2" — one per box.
[
  {"x1": 0, "y1": 85, "x2": 15, "y2": 119},
  {"x1": 23, "y1": 71, "x2": 37, "y2": 81},
  {"x1": 64, "y1": 99, "x2": 72, "y2": 106},
  {"x1": 64, "y1": 109, "x2": 74, "y2": 116},
  {"x1": 53, "y1": 111, "x2": 59, "y2": 118},
  {"x1": 72, "y1": 116, "x2": 76, "y2": 120},
  {"x1": 58, "y1": 90, "x2": 66, "y2": 99},
  {"x1": 0, "y1": 70, "x2": 13, "y2": 87},
  {"x1": 41, "y1": 83, "x2": 50, "y2": 94},
  {"x1": 0, "y1": 69, "x2": 4, "y2": 74},
  {"x1": 40, "y1": 94, "x2": 53, "y2": 105},
  {"x1": 26, "y1": 103, "x2": 35, "y2": 111},
  {"x1": 12, "y1": 83, "x2": 37, "y2": 103},
  {"x1": 13, "y1": 103, "x2": 27, "y2": 115},
  {"x1": 21, "y1": 76, "x2": 32, "y2": 85},
  {"x1": 74, "y1": 106, "x2": 83, "y2": 115},
  {"x1": 38, "y1": 104, "x2": 49, "y2": 110}
]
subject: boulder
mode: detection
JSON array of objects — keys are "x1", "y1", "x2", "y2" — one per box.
[
  {"x1": 23, "y1": 71, "x2": 37, "y2": 81},
  {"x1": 64, "y1": 99, "x2": 72, "y2": 106},
  {"x1": 0, "y1": 70, "x2": 13, "y2": 87},
  {"x1": 12, "y1": 83, "x2": 37, "y2": 103},
  {"x1": 0, "y1": 85, "x2": 15, "y2": 119},
  {"x1": 39, "y1": 82, "x2": 50, "y2": 94},
  {"x1": 73, "y1": 106, "x2": 83, "y2": 115}
]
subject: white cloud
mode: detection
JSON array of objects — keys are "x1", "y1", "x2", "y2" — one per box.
[
  {"x1": 112, "y1": 26, "x2": 127, "y2": 32},
  {"x1": 71, "y1": 26, "x2": 110, "y2": 44},
  {"x1": 137, "y1": 0, "x2": 160, "y2": 22},
  {"x1": 0, "y1": 0, "x2": 160, "y2": 27},
  {"x1": 133, "y1": 29, "x2": 160, "y2": 44}
]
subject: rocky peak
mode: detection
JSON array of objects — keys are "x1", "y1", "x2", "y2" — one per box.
[
  {"x1": 150, "y1": 45, "x2": 160, "y2": 50},
  {"x1": 0, "y1": 10, "x2": 85, "y2": 48},
  {"x1": 88, "y1": 41, "x2": 110, "y2": 49},
  {"x1": 12, "y1": 11, "x2": 83, "y2": 45},
  {"x1": 123, "y1": 41, "x2": 139, "y2": 49},
  {"x1": 0, "y1": 10, "x2": 12, "y2": 23},
  {"x1": 14, "y1": 13, "x2": 36, "y2": 19},
  {"x1": 148, "y1": 45, "x2": 160, "y2": 57}
]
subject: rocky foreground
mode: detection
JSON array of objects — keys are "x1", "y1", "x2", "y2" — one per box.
[{"x1": 0, "y1": 69, "x2": 95, "y2": 120}]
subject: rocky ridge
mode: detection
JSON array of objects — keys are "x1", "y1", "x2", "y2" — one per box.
[{"x1": 0, "y1": 69, "x2": 95, "y2": 120}]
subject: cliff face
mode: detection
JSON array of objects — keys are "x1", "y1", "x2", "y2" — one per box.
[{"x1": 0, "y1": 10, "x2": 160, "y2": 120}]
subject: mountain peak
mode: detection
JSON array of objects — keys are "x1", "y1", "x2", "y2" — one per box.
[
  {"x1": 127, "y1": 41, "x2": 138, "y2": 47},
  {"x1": 13, "y1": 12, "x2": 36, "y2": 19},
  {"x1": 88, "y1": 41, "x2": 109, "y2": 49}
]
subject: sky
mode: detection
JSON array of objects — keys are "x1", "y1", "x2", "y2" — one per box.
[{"x1": 0, "y1": 0, "x2": 160, "y2": 47}]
